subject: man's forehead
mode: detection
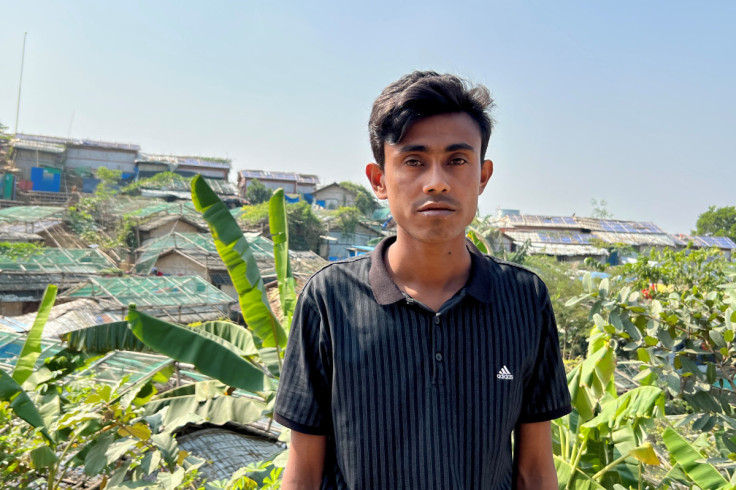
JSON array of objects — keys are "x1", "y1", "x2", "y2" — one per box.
[{"x1": 395, "y1": 113, "x2": 481, "y2": 143}]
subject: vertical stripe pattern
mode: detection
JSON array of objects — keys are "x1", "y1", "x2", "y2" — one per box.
[{"x1": 274, "y1": 237, "x2": 571, "y2": 489}]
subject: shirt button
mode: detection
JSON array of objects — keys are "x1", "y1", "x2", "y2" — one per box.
[
  {"x1": 434, "y1": 317, "x2": 440, "y2": 324},
  {"x1": 435, "y1": 353, "x2": 443, "y2": 361}
]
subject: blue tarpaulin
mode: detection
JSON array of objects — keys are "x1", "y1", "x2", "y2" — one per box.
[{"x1": 30, "y1": 167, "x2": 61, "y2": 192}]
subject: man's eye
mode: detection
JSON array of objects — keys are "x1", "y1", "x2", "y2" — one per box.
[
  {"x1": 405, "y1": 159, "x2": 423, "y2": 166},
  {"x1": 449, "y1": 158, "x2": 468, "y2": 165}
]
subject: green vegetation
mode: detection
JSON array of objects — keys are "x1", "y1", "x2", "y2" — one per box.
[
  {"x1": 0, "y1": 241, "x2": 43, "y2": 260},
  {"x1": 327, "y1": 206, "x2": 362, "y2": 238},
  {"x1": 4, "y1": 178, "x2": 736, "y2": 487},
  {"x1": 122, "y1": 171, "x2": 189, "y2": 194},
  {"x1": 239, "y1": 200, "x2": 323, "y2": 252},
  {"x1": 696, "y1": 205, "x2": 736, "y2": 243},
  {"x1": 246, "y1": 178, "x2": 274, "y2": 205}
]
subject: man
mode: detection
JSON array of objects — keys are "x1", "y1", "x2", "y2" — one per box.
[{"x1": 274, "y1": 71, "x2": 572, "y2": 489}]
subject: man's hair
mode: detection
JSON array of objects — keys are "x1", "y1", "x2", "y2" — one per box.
[{"x1": 369, "y1": 71, "x2": 494, "y2": 167}]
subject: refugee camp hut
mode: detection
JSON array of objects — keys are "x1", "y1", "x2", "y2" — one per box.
[
  {"x1": 135, "y1": 232, "x2": 233, "y2": 295},
  {"x1": 0, "y1": 206, "x2": 87, "y2": 247},
  {"x1": 673, "y1": 235, "x2": 736, "y2": 260},
  {"x1": 61, "y1": 275, "x2": 234, "y2": 324},
  {"x1": 0, "y1": 248, "x2": 117, "y2": 316},
  {"x1": 312, "y1": 182, "x2": 357, "y2": 210},
  {"x1": 501, "y1": 230, "x2": 609, "y2": 263},
  {"x1": 574, "y1": 217, "x2": 681, "y2": 255},
  {"x1": 126, "y1": 201, "x2": 208, "y2": 244},
  {"x1": 237, "y1": 169, "x2": 319, "y2": 196},
  {"x1": 0, "y1": 298, "x2": 122, "y2": 338},
  {"x1": 489, "y1": 214, "x2": 603, "y2": 261},
  {"x1": 493, "y1": 213, "x2": 583, "y2": 232},
  {"x1": 319, "y1": 215, "x2": 385, "y2": 261}
]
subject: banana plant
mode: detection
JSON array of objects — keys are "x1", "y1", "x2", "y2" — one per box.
[
  {"x1": 0, "y1": 285, "x2": 57, "y2": 443},
  {"x1": 553, "y1": 323, "x2": 666, "y2": 489},
  {"x1": 191, "y1": 174, "x2": 288, "y2": 352}
]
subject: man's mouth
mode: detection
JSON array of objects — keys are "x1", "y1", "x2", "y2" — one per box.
[{"x1": 416, "y1": 202, "x2": 457, "y2": 216}]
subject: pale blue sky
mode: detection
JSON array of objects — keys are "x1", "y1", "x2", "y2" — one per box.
[{"x1": 2, "y1": 1, "x2": 734, "y2": 234}]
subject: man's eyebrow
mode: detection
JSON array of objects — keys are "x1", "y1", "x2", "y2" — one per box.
[
  {"x1": 397, "y1": 143, "x2": 475, "y2": 153},
  {"x1": 445, "y1": 143, "x2": 474, "y2": 152},
  {"x1": 397, "y1": 144, "x2": 428, "y2": 153}
]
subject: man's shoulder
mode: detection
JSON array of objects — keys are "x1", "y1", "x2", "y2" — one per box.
[{"x1": 301, "y1": 254, "x2": 372, "y2": 296}]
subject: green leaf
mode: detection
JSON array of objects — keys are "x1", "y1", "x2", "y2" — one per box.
[
  {"x1": 13, "y1": 285, "x2": 57, "y2": 385},
  {"x1": 191, "y1": 174, "x2": 286, "y2": 348},
  {"x1": 710, "y1": 329, "x2": 727, "y2": 349},
  {"x1": 553, "y1": 455, "x2": 606, "y2": 489},
  {"x1": 0, "y1": 369, "x2": 54, "y2": 443},
  {"x1": 582, "y1": 272, "x2": 593, "y2": 293},
  {"x1": 65, "y1": 321, "x2": 149, "y2": 353},
  {"x1": 270, "y1": 189, "x2": 297, "y2": 332},
  {"x1": 146, "y1": 388, "x2": 266, "y2": 430},
  {"x1": 664, "y1": 371, "x2": 681, "y2": 396},
  {"x1": 141, "y1": 450, "x2": 162, "y2": 475},
  {"x1": 197, "y1": 321, "x2": 259, "y2": 356},
  {"x1": 127, "y1": 306, "x2": 267, "y2": 393},
  {"x1": 30, "y1": 445, "x2": 58, "y2": 469},
  {"x1": 106, "y1": 438, "x2": 138, "y2": 462},
  {"x1": 629, "y1": 442, "x2": 659, "y2": 466},
  {"x1": 466, "y1": 227, "x2": 490, "y2": 254},
  {"x1": 598, "y1": 278, "x2": 610, "y2": 298},
  {"x1": 662, "y1": 427, "x2": 729, "y2": 489},
  {"x1": 583, "y1": 386, "x2": 664, "y2": 432},
  {"x1": 157, "y1": 467, "x2": 185, "y2": 490},
  {"x1": 84, "y1": 432, "x2": 114, "y2": 476}
]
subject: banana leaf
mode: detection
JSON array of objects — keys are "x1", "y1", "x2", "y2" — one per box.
[
  {"x1": 191, "y1": 175, "x2": 286, "y2": 349},
  {"x1": 662, "y1": 427, "x2": 729, "y2": 489},
  {"x1": 0, "y1": 369, "x2": 54, "y2": 443},
  {"x1": 13, "y1": 285, "x2": 57, "y2": 385},
  {"x1": 197, "y1": 321, "x2": 259, "y2": 356},
  {"x1": 145, "y1": 382, "x2": 265, "y2": 430},
  {"x1": 554, "y1": 455, "x2": 606, "y2": 489},
  {"x1": 269, "y1": 189, "x2": 296, "y2": 332},
  {"x1": 583, "y1": 386, "x2": 664, "y2": 436},
  {"x1": 466, "y1": 227, "x2": 490, "y2": 254},
  {"x1": 65, "y1": 321, "x2": 150, "y2": 353},
  {"x1": 126, "y1": 305, "x2": 267, "y2": 393}
]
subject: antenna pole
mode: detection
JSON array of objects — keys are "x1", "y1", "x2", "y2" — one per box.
[{"x1": 14, "y1": 32, "x2": 28, "y2": 135}]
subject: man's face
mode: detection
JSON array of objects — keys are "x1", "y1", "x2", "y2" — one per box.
[{"x1": 366, "y1": 112, "x2": 493, "y2": 246}]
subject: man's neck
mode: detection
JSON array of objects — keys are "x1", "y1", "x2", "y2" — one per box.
[{"x1": 385, "y1": 232, "x2": 472, "y2": 311}]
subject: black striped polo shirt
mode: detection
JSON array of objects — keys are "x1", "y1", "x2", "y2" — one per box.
[{"x1": 274, "y1": 236, "x2": 572, "y2": 489}]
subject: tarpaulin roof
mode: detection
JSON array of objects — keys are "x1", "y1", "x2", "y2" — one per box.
[
  {"x1": 61, "y1": 275, "x2": 234, "y2": 323},
  {"x1": 0, "y1": 206, "x2": 65, "y2": 222}
]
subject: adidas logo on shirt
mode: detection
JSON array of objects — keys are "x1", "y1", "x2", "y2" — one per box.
[{"x1": 496, "y1": 365, "x2": 513, "y2": 380}]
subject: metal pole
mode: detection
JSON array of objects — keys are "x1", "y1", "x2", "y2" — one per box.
[{"x1": 14, "y1": 32, "x2": 28, "y2": 134}]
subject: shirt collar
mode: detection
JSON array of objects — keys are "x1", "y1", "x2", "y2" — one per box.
[{"x1": 369, "y1": 235, "x2": 492, "y2": 305}]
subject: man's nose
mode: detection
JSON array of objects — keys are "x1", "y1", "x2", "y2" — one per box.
[{"x1": 422, "y1": 164, "x2": 450, "y2": 194}]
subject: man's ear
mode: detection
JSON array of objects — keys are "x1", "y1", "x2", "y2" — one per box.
[
  {"x1": 479, "y1": 159, "x2": 493, "y2": 195},
  {"x1": 365, "y1": 163, "x2": 388, "y2": 200}
]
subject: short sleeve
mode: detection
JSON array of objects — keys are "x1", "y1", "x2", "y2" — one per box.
[
  {"x1": 274, "y1": 292, "x2": 332, "y2": 435},
  {"x1": 518, "y1": 280, "x2": 572, "y2": 423}
]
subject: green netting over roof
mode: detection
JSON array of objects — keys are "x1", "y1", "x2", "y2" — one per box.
[
  {"x1": 126, "y1": 201, "x2": 201, "y2": 220},
  {"x1": 134, "y1": 232, "x2": 277, "y2": 275},
  {"x1": 64, "y1": 275, "x2": 233, "y2": 307},
  {"x1": 0, "y1": 248, "x2": 115, "y2": 273},
  {"x1": 0, "y1": 331, "x2": 173, "y2": 392},
  {"x1": 0, "y1": 206, "x2": 65, "y2": 223}
]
